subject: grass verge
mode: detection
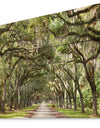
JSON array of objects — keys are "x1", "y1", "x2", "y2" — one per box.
[
  {"x1": 47, "y1": 104, "x2": 100, "y2": 118},
  {"x1": 0, "y1": 104, "x2": 39, "y2": 118}
]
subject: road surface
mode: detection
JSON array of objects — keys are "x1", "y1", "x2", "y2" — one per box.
[{"x1": 32, "y1": 101, "x2": 56, "y2": 118}]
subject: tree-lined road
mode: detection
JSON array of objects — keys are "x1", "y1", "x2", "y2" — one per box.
[{"x1": 0, "y1": 3, "x2": 100, "y2": 117}]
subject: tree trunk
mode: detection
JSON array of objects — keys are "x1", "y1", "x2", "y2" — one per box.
[
  {"x1": 74, "y1": 63, "x2": 84, "y2": 112},
  {"x1": 10, "y1": 89, "x2": 18, "y2": 111},
  {"x1": 72, "y1": 92, "x2": 77, "y2": 111},
  {"x1": 2, "y1": 78, "x2": 6, "y2": 112},
  {"x1": 73, "y1": 97, "x2": 77, "y2": 111},
  {"x1": 83, "y1": 63, "x2": 97, "y2": 116},
  {"x1": 14, "y1": 91, "x2": 18, "y2": 110},
  {"x1": 0, "y1": 78, "x2": 2, "y2": 111},
  {"x1": 14, "y1": 99, "x2": 17, "y2": 110},
  {"x1": 9, "y1": 97, "x2": 14, "y2": 111},
  {"x1": 66, "y1": 94, "x2": 69, "y2": 109},
  {"x1": 56, "y1": 97, "x2": 58, "y2": 106},
  {"x1": 18, "y1": 87, "x2": 20, "y2": 109},
  {"x1": 91, "y1": 86, "x2": 98, "y2": 116},
  {"x1": 0, "y1": 87, "x2": 2, "y2": 111},
  {"x1": 62, "y1": 92, "x2": 65, "y2": 107},
  {"x1": 69, "y1": 97, "x2": 72, "y2": 109},
  {"x1": 59, "y1": 97, "x2": 62, "y2": 107},
  {"x1": 77, "y1": 86, "x2": 85, "y2": 113}
]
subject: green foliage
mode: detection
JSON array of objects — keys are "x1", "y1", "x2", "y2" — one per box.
[
  {"x1": 49, "y1": 18, "x2": 65, "y2": 36},
  {"x1": 0, "y1": 104, "x2": 39, "y2": 118},
  {"x1": 57, "y1": 45, "x2": 66, "y2": 54},
  {"x1": 54, "y1": 56, "x2": 61, "y2": 62},
  {"x1": 55, "y1": 107, "x2": 98, "y2": 118}
]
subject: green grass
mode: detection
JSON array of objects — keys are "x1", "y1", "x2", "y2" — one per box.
[
  {"x1": 0, "y1": 104, "x2": 39, "y2": 118},
  {"x1": 47, "y1": 104, "x2": 100, "y2": 118}
]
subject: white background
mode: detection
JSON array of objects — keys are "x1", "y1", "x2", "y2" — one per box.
[
  {"x1": 0, "y1": 0, "x2": 100, "y2": 128},
  {"x1": 0, "y1": 0, "x2": 100, "y2": 25}
]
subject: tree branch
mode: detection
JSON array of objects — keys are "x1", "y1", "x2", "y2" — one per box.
[
  {"x1": 86, "y1": 46, "x2": 100, "y2": 62},
  {"x1": 0, "y1": 23, "x2": 14, "y2": 35},
  {"x1": 67, "y1": 4, "x2": 97, "y2": 17}
]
